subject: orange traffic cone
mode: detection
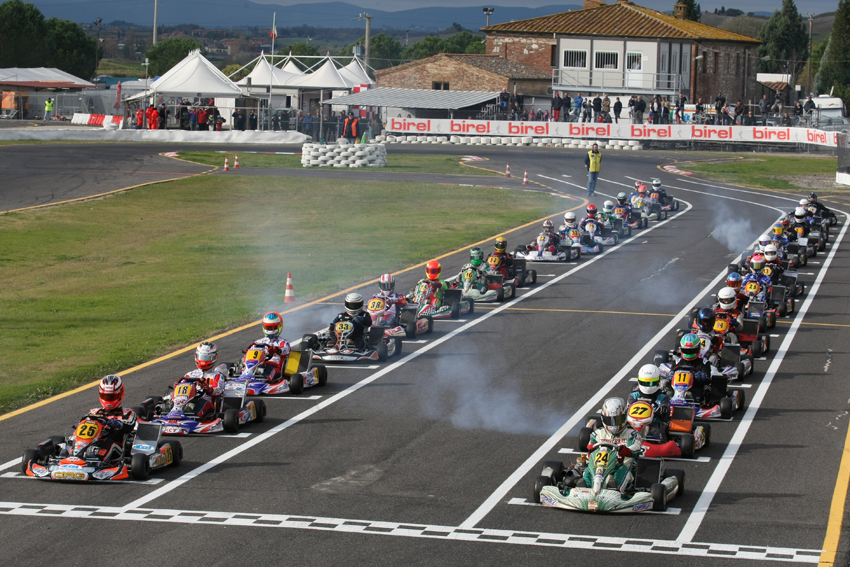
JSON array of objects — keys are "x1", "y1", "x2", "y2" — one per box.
[
  {"x1": 284, "y1": 272, "x2": 295, "y2": 303},
  {"x1": 522, "y1": 170, "x2": 529, "y2": 185},
  {"x1": 223, "y1": 157, "x2": 230, "y2": 171},
  {"x1": 234, "y1": 154, "x2": 240, "y2": 168},
  {"x1": 505, "y1": 163, "x2": 511, "y2": 178}
]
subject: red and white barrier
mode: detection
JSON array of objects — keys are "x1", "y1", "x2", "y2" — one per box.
[{"x1": 70, "y1": 113, "x2": 124, "y2": 128}]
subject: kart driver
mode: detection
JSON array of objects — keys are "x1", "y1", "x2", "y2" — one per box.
[
  {"x1": 373, "y1": 273, "x2": 408, "y2": 311},
  {"x1": 453, "y1": 248, "x2": 489, "y2": 291},
  {"x1": 808, "y1": 192, "x2": 835, "y2": 219},
  {"x1": 527, "y1": 220, "x2": 560, "y2": 253},
  {"x1": 85, "y1": 375, "x2": 137, "y2": 448},
  {"x1": 178, "y1": 342, "x2": 227, "y2": 418},
  {"x1": 330, "y1": 293, "x2": 373, "y2": 350},
  {"x1": 583, "y1": 397, "x2": 642, "y2": 490},
  {"x1": 579, "y1": 204, "x2": 601, "y2": 231},
  {"x1": 661, "y1": 334, "x2": 715, "y2": 401},
  {"x1": 410, "y1": 261, "x2": 449, "y2": 307},
  {"x1": 600, "y1": 201, "x2": 617, "y2": 225},
  {"x1": 715, "y1": 287, "x2": 744, "y2": 335},
  {"x1": 789, "y1": 207, "x2": 811, "y2": 239},
  {"x1": 628, "y1": 364, "x2": 671, "y2": 442},
  {"x1": 770, "y1": 223, "x2": 789, "y2": 248},
  {"x1": 741, "y1": 254, "x2": 772, "y2": 293},
  {"x1": 725, "y1": 272, "x2": 748, "y2": 311},
  {"x1": 488, "y1": 237, "x2": 514, "y2": 278},
  {"x1": 561, "y1": 212, "x2": 579, "y2": 234}
]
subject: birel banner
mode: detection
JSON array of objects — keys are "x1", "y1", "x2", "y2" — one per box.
[{"x1": 386, "y1": 118, "x2": 838, "y2": 147}]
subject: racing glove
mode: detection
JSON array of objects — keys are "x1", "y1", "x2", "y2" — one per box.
[
  {"x1": 618, "y1": 446, "x2": 632, "y2": 458},
  {"x1": 106, "y1": 418, "x2": 122, "y2": 430}
]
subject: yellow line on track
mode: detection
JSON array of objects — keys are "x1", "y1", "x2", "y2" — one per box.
[
  {"x1": 819, "y1": 419, "x2": 850, "y2": 566},
  {"x1": 775, "y1": 320, "x2": 850, "y2": 329}
]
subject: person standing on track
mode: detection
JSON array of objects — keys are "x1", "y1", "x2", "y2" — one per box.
[
  {"x1": 585, "y1": 143, "x2": 601, "y2": 197},
  {"x1": 43, "y1": 98, "x2": 54, "y2": 121}
]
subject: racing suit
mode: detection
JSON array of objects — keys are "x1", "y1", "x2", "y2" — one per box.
[
  {"x1": 584, "y1": 426, "x2": 643, "y2": 490},
  {"x1": 487, "y1": 252, "x2": 514, "y2": 279},
  {"x1": 82, "y1": 407, "x2": 138, "y2": 461},
  {"x1": 370, "y1": 290, "x2": 408, "y2": 325},
  {"x1": 252, "y1": 336, "x2": 292, "y2": 380},
  {"x1": 527, "y1": 231, "x2": 560, "y2": 254},
  {"x1": 664, "y1": 357, "x2": 713, "y2": 401},
  {"x1": 599, "y1": 211, "x2": 617, "y2": 226},
  {"x1": 330, "y1": 311, "x2": 373, "y2": 350},
  {"x1": 180, "y1": 364, "x2": 227, "y2": 417},
  {"x1": 628, "y1": 390, "x2": 671, "y2": 442},
  {"x1": 579, "y1": 216, "x2": 601, "y2": 231},
  {"x1": 741, "y1": 272, "x2": 771, "y2": 297}
]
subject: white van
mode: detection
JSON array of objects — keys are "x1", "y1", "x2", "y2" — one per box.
[{"x1": 809, "y1": 95, "x2": 848, "y2": 127}]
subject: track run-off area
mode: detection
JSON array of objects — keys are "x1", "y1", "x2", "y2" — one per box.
[{"x1": 1, "y1": 143, "x2": 849, "y2": 566}]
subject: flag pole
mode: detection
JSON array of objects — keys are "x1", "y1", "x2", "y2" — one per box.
[{"x1": 268, "y1": 11, "x2": 276, "y2": 131}]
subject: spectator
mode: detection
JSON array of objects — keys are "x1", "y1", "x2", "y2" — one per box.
[
  {"x1": 592, "y1": 93, "x2": 602, "y2": 121},
  {"x1": 198, "y1": 107, "x2": 209, "y2": 131},
  {"x1": 628, "y1": 95, "x2": 636, "y2": 122},
  {"x1": 661, "y1": 99, "x2": 670, "y2": 124},
  {"x1": 793, "y1": 101, "x2": 804, "y2": 126},
  {"x1": 803, "y1": 95, "x2": 816, "y2": 122},
  {"x1": 613, "y1": 97, "x2": 622, "y2": 124},
  {"x1": 43, "y1": 97, "x2": 54, "y2": 121},
  {"x1": 522, "y1": 108, "x2": 529, "y2": 121},
  {"x1": 651, "y1": 97, "x2": 662, "y2": 124},
  {"x1": 343, "y1": 111, "x2": 358, "y2": 143},
  {"x1": 720, "y1": 104, "x2": 731, "y2": 125},
  {"x1": 149, "y1": 105, "x2": 159, "y2": 130},
  {"x1": 562, "y1": 92, "x2": 572, "y2": 121},
  {"x1": 499, "y1": 88, "x2": 510, "y2": 117},
  {"x1": 512, "y1": 100, "x2": 521, "y2": 121},
  {"x1": 158, "y1": 103, "x2": 168, "y2": 129},
  {"x1": 782, "y1": 112, "x2": 792, "y2": 127},
  {"x1": 135, "y1": 107, "x2": 144, "y2": 129},
  {"x1": 248, "y1": 110, "x2": 258, "y2": 130},
  {"x1": 551, "y1": 91, "x2": 562, "y2": 122},
  {"x1": 695, "y1": 97, "x2": 704, "y2": 115},
  {"x1": 601, "y1": 94, "x2": 610, "y2": 122},
  {"x1": 582, "y1": 98, "x2": 592, "y2": 123},
  {"x1": 634, "y1": 95, "x2": 645, "y2": 124},
  {"x1": 573, "y1": 92, "x2": 584, "y2": 120},
  {"x1": 715, "y1": 92, "x2": 726, "y2": 116},
  {"x1": 675, "y1": 92, "x2": 686, "y2": 123},
  {"x1": 772, "y1": 90, "x2": 783, "y2": 116},
  {"x1": 542, "y1": 110, "x2": 549, "y2": 121},
  {"x1": 303, "y1": 112, "x2": 314, "y2": 138},
  {"x1": 727, "y1": 102, "x2": 736, "y2": 125},
  {"x1": 759, "y1": 94, "x2": 769, "y2": 126}
]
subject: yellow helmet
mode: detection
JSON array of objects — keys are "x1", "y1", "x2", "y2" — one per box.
[{"x1": 494, "y1": 237, "x2": 507, "y2": 253}]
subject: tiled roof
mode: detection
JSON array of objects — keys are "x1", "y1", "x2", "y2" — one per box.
[
  {"x1": 375, "y1": 53, "x2": 550, "y2": 80},
  {"x1": 483, "y1": 1, "x2": 760, "y2": 43}
]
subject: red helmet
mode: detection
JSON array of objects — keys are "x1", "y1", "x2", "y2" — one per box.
[
  {"x1": 638, "y1": 185, "x2": 647, "y2": 196},
  {"x1": 586, "y1": 204, "x2": 597, "y2": 218},
  {"x1": 98, "y1": 375, "x2": 125, "y2": 410},
  {"x1": 426, "y1": 260, "x2": 442, "y2": 281}
]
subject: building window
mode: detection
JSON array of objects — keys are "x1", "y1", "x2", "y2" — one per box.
[
  {"x1": 432, "y1": 82, "x2": 449, "y2": 90},
  {"x1": 626, "y1": 52, "x2": 642, "y2": 71},
  {"x1": 551, "y1": 45, "x2": 557, "y2": 66},
  {"x1": 563, "y1": 50, "x2": 587, "y2": 68},
  {"x1": 702, "y1": 50, "x2": 707, "y2": 73},
  {"x1": 595, "y1": 51, "x2": 619, "y2": 69}
]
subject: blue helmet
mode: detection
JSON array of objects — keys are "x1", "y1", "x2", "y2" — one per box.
[
  {"x1": 696, "y1": 307, "x2": 716, "y2": 332},
  {"x1": 726, "y1": 272, "x2": 742, "y2": 290}
]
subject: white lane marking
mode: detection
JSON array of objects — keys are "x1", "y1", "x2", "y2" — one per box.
[
  {"x1": 403, "y1": 339, "x2": 429, "y2": 344},
  {"x1": 536, "y1": 274, "x2": 557, "y2": 277},
  {"x1": 438, "y1": 319, "x2": 468, "y2": 323},
  {"x1": 0, "y1": 472, "x2": 164, "y2": 485},
  {"x1": 677, "y1": 206, "x2": 849, "y2": 543},
  {"x1": 186, "y1": 432, "x2": 252, "y2": 438},
  {"x1": 561, "y1": 174, "x2": 572, "y2": 178},
  {"x1": 798, "y1": 272, "x2": 815, "y2": 275},
  {"x1": 539, "y1": 174, "x2": 589, "y2": 192},
  {"x1": 506, "y1": 497, "x2": 683, "y2": 515},
  {"x1": 809, "y1": 261, "x2": 821, "y2": 264},
  {"x1": 736, "y1": 384, "x2": 753, "y2": 388},
  {"x1": 122, "y1": 194, "x2": 695, "y2": 512},
  {"x1": 321, "y1": 365, "x2": 380, "y2": 369},
  {"x1": 770, "y1": 334, "x2": 780, "y2": 337},
  {"x1": 262, "y1": 395, "x2": 322, "y2": 400},
  {"x1": 557, "y1": 448, "x2": 711, "y2": 463},
  {"x1": 0, "y1": 501, "x2": 823, "y2": 562},
  {"x1": 0, "y1": 457, "x2": 21, "y2": 472},
  {"x1": 666, "y1": 177, "x2": 802, "y2": 202}
]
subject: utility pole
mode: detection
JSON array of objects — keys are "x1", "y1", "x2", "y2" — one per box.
[
  {"x1": 483, "y1": 7, "x2": 495, "y2": 27},
  {"x1": 355, "y1": 13, "x2": 373, "y2": 71},
  {"x1": 405, "y1": 30, "x2": 409, "y2": 47},
  {"x1": 92, "y1": 18, "x2": 102, "y2": 81},
  {"x1": 807, "y1": 13, "x2": 814, "y2": 95},
  {"x1": 153, "y1": 0, "x2": 159, "y2": 45}
]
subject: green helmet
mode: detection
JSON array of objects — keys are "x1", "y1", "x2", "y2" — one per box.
[{"x1": 469, "y1": 247, "x2": 484, "y2": 267}]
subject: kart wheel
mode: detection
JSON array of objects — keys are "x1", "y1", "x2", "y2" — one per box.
[
  {"x1": 466, "y1": 299, "x2": 474, "y2": 315},
  {"x1": 528, "y1": 269, "x2": 537, "y2": 285},
  {"x1": 665, "y1": 468, "x2": 685, "y2": 496},
  {"x1": 316, "y1": 365, "x2": 328, "y2": 387},
  {"x1": 223, "y1": 409, "x2": 240, "y2": 433},
  {"x1": 301, "y1": 334, "x2": 320, "y2": 351},
  {"x1": 654, "y1": 349, "x2": 670, "y2": 365},
  {"x1": 394, "y1": 337, "x2": 403, "y2": 355},
  {"x1": 762, "y1": 334, "x2": 771, "y2": 353},
  {"x1": 651, "y1": 483, "x2": 668, "y2": 511},
  {"x1": 778, "y1": 301, "x2": 788, "y2": 317},
  {"x1": 732, "y1": 388, "x2": 746, "y2": 411},
  {"x1": 577, "y1": 427, "x2": 593, "y2": 452},
  {"x1": 719, "y1": 398, "x2": 733, "y2": 419},
  {"x1": 254, "y1": 400, "x2": 266, "y2": 423},
  {"x1": 377, "y1": 342, "x2": 388, "y2": 362},
  {"x1": 751, "y1": 339, "x2": 763, "y2": 358},
  {"x1": 787, "y1": 297, "x2": 795, "y2": 314},
  {"x1": 612, "y1": 233, "x2": 619, "y2": 245},
  {"x1": 165, "y1": 441, "x2": 182, "y2": 466},
  {"x1": 507, "y1": 282, "x2": 516, "y2": 299},
  {"x1": 289, "y1": 373, "x2": 304, "y2": 395},
  {"x1": 679, "y1": 434, "x2": 695, "y2": 459},
  {"x1": 450, "y1": 301, "x2": 461, "y2": 319},
  {"x1": 496, "y1": 286, "x2": 505, "y2": 302},
  {"x1": 767, "y1": 312, "x2": 776, "y2": 329},
  {"x1": 533, "y1": 475, "x2": 551, "y2": 504},
  {"x1": 727, "y1": 264, "x2": 739, "y2": 275},
  {"x1": 698, "y1": 422, "x2": 712, "y2": 447},
  {"x1": 48, "y1": 435, "x2": 65, "y2": 449},
  {"x1": 405, "y1": 320, "x2": 417, "y2": 338},
  {"x1": 597, "y1": 243, "x2": 604, "y2": 254},
  {"x1": 21, "y1": 449, "x2": 37, "y2": 474},
  {"x1": 142, "y1": 396, "x2": 163, "y2": 411},
  {"x1": 662, "y1": 210, "x2": 668, "y2": 220},
  {"x1": 801, "y1": 254, "x2": 808, "y2": 266},
  {"x1": 758, "y1": 316, "x2": 767, "y2": 332},
  {"x1": 131, "y1": 453, "x2": 151, "y2": 481},
  {"x1": 735, "y1": 362, "x2": 745, "y2": 380},
  {"x1": 642, "y1": 217, "x2": 649, "y2": 228},
  {"x1": 627, "y1": 226, "x2": 632, "y2": 237},
  {"x1": 542, "y1": 460, "x2": 565, "y2": 483},
  {"x1": 674, "y1": 200, "x2": 680, "y2": 211},
  {"x1": 425, "y1": 317, "x2": 434, "y2": 334},
  {"x1": 818, "y1": 238, "x2": 826, "y2": 251}
]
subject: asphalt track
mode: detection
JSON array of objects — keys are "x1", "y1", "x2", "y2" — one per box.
[{"x1": 1, "y1": 142, "x2": 850, "y2": 566}]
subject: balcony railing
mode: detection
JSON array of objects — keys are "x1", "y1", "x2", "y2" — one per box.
[{"x1": 553, "y1": 69, "x2": 684, "y2": 94}]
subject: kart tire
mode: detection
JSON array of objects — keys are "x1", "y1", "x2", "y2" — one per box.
[
  {"x1": 787, "y1": 297, "x2": 795, "y2": 314},
  {"x1": 316, "y1": 365, "x2": 328, "y2": 387},
  {"x1": 654, "y1": 349, "x2": 670, "y2": 365},
  {"x1": 529, "y1": 269, "x2": 537, "y2": 285},
  {"x1": 450, "y1": 301, "x2": 461, "y2": 319},
  {"x1": 377, "y1": 342, "x2": 388, "y2": 362},
  {"x1": 425, "y1": 317, "x2": 434, "y2": 334},
  {"x1": 699, "y1": 422, "x2": 712, "y2": 447},
  {"x1": 466, "y1": 298, "x2": 474, "y2": 315},
  {"x1": 612, "y1": 233, "x2": 619, "y2": 245},
  {"x1": 254, "y1": 400, "x2": 266, "y2": 423},
  {"x1": 164, "y1": 440, "x2": 182, "y2": 467},
  {"x1": 131, "y1": 453, "x2": 151, "y2": 481},
  {"x1": 533, "y1": 475, "x2": 551, "y2": 504},
  {"x1": 662, "y1": 210, "x2": 668, "y2": 220},
  {"x1": 719, "y1": 398, "x2": 733, "y2": 419},
  {"x1": 778, "y1": 301, "x2": 788, "y2": 317},
  {"x1": 767, "y1": 311, "x2": 776, "y2": 329},
  {"x1": 727, "y1": 264, "x2": 739, "y2": 275},
  {"x1": 405, "y1": 320, "x2": 417, "y2": 338},
  {"x1": 732, "y1": 388, "x2": 746, "y2": 411},
  {"x1": 679, "y1": 434, "x2": 695, "y2": 459},
  {"x1": 289, "y1": 373, "x2": 304, "y2": 395},
  {"x1": 142, "y1": 396, "x2": 163, "y2": 411},
  {"x1": 223, "y1": 409, "x2": 240, "y2": 433},
  {"x1": 674, "y1": 201, "x2": 680, "y2": 211},
  {"x1": 597, "y1": 243, "x2": 604, "y2": 254},
  {"x1": 48, "y1": 435, "x2": 65, "y2": 449},
  {"x1": 735, "y1": 362, "x2": 745, "y2": 380},
  {"x1": 758, "y1": 316, "x2": 767, "y2": 332},
  {"x1": 542, "y1": 460, "x2": 565, "y2": 483},
  {"x1": 642, "y1": 217, "x2": 649, "y2": 228},
  {"x1": 301, "y1": 334, "x2": 320, "y2": 351},
  {"x1": 577, "y1": 427, "x2": 593, "y2": 452},
  {"x1": 506, "y1": 282, "x2": 516, "y2": 299},
  {"x1": 394, "y1": 337, "x2": 403, "y2": 356},
  {"x1": 801, "y1": 253, "x2": 808, "y2": 266},
  {"x1": 818, "y1": 238, "x2": 826, "y2": 251},
  {"x1": 763, "y1": 334, "x2": 771, "y2": 353},
  {"x1": 651, "y1": 483, "x2": 668, "y2": 511},
  {"x1": 665, "y1": 468, "x2": 685, "y2": 497},
  {"x1": 751, "y1": 339, "x2": 763, "y2": 358},
  {"x1": 22, "y1": 449, "x2": 37, "y2": 474},
  {"x1": 496, "y1": 286, "x2": 505, "y2": 302}
]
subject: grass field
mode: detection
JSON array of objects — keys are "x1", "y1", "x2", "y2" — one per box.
[
  {"x1": 177, "y1": 152, "x2": 499, "y2": 176},
  {"x1": 0, "y1": 175, "x2": 565, "y2": 414},
  {"x1": 686, "y1": 155, "x2": 838, "y2": 190}
]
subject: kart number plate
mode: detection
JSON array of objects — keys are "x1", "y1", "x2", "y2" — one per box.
[
  {"x1": 487, "y1": 256, "x2": 500, "y2": 266},
  {"x1": 174, "y1": 384, "x2": 193, "y2": 397},
  {"x1": 336, "y1": 322, "x2": 353, "y2": 333},
  {"x1": 586, "y1": 223, "x2": 596, "y2": 232},
  {"x1": 651, "y1": 193, "x2": 660, "y2": 200},
  {"x1": 75, "y1": 421, "x2": 101, "y2": 440},
  {"x1": 463, "y1": 270, "x2": 474, "y2": 281},
  {"x1": 614, "y1": 208, "x2": 624, "y2": 215},
  {"x1": 795, "y1": 227, "x2": 805, "y2": 235},
  {"x1": 673, "y1": 371, "x2": 693, "y2": 386},
  {"x1": 569, "y1": 230, "x2": 580, "y2": 238},
  {"x1": 593, "y1": 452, "x2": 610, "y2": 466},
  {"x1": 245, "y1": 349, "x2": 263, "y2": 362},
  {"x1": 762, "y1": 267, "x2": 772, "y2": 276},
  {"x1": 745, "y1": 282, "x2": 760, "y2": 293},
  {"x1": 368, "y1": 298, "x2": 385, "y2": 311},
  {"x1": 627, "y1": 402, "x2": 652, "y2": 418},
  {"x1": 714, "y1": 320, "x2": 729, "y2": 333}
]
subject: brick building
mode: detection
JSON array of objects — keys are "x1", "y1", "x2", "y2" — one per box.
[
  {"x1": 482, "y1": 0, "x2": 760, "y2": 103},
  {"x1": 375, "y1": 53, "x2": 551, "y2": 96}
]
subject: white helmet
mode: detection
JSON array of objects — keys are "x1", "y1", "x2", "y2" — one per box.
[
  {"x1": 763, "y1": 244, "x2": 778, "y2": 262},
  {"x1": 718, "y1": 287, "x2": 737, "y2": 311},
  {"x1": 600, "y1": 397, "x2": 628, "y2": 435},
  {"x1": 564, "y1": 211, "x2": 577, "y2": 227},
  {"x1": 652, "y1": 179, "x2": 662, "y2": 189},
  {"x1": 602, "y1": 200, "x2": 614, "y2": 213},
  {"x1": 794, "y1": 207, "x2": 807, "y2": 222},
  {"x1": 757, "y1": 234, "x2": 771, "y2": 250},
  {"x1": 799, "y1": 198, "x2": 809, "y2": 207},
  {"x1": 637, "y1": 364, "x2": 661, "y2": 395}
]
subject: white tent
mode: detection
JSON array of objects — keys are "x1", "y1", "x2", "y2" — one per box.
[
  {"x1": 147, "y1": 50, "x2": 242, "y2": 97},
  {"x1": 237, "y1": 56, "x2": 300, "y2": 87},
  {"x1": 287, "y1": 58, "x2": 357, "y2": 89},
  {"x1": 338, "y1": 58, "x2": 373, "y2": 87},
  {"x1": 281, "y1": 59, "x2": 304, "y2": 76}
]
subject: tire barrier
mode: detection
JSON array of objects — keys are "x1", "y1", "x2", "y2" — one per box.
[{"x1": 300, "y1": 142, "x2": 388, "y2": 168}]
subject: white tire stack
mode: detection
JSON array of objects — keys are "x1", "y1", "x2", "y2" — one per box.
[{"x1": 301, "y1": 142, "x2": 388, "y2": 168}]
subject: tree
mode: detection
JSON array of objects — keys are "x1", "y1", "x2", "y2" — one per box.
[
  {"x1": 338, "y1": 33, "x2": 402, "y2": 70},
  {"x1": 0, "y1": 0, "x2": 51, "y2": 68},
  {"x1": 678, "y1": 0, "x2": 701, "y2": 22},
  {"x1": 719, "y1": 15, "x2": 764, "y2": 38},
  {"x1": 817, "y1": 0, "x2": 850, "y2": 96},
  {"x1": 443, "y1": 31, "x2": 485, "y2": 53},
  {"x1": 145, "y1": 37, "x2": 202, "y2": 76},
  {"x1": 757, "y1": 0, "x2": 808, "y2": 80},
  {"x1": 46, "y1": 18, "x2": 98, "y2": 80},
  {"x1": 401, "y1": 36, "x2": 446, "y2": 61},
  {"x1": 221, "y1": 62, "x2": 252, "y2": 81}
]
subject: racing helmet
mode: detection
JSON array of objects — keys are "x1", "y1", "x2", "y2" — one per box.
[
  {"x1": 726, "y1": 272, "x2": 742, "y2": 290},
  {"x1": 634, "y1": 180, "x2": 642, "y2": 189},
  {"x1": 195, "y1": 341, "x2": 218, "y2": 371},
  {"x1": 564, "y1": 212, "x2": 577, "y2": 227},
  {"x1": 794, "y1": 207, "x2": 807, "y2": 222},
  {"x1": 696, "y1": 307, "x2": 716, "y2": 333},
  {"x1": 616, "y1": 192, "x2": 628, "y2": 206},
  {"x1": 542, "y1": 220, "x2": 554, "y2": 234},
  {"x1": 751, "y1": 254, "x2": 765, "y2": 272},
  {"x1": 586, "y1": 204, "x2": 597, "y2": 218},
  {"x1": 494, "y1": 237, "x2": 507, "y2": 253},
  {"x1": 98, "y1": 375, "x2": 125, "y2": 411},
  {"x1": 679, "y1": 333, "x2": 700, "y2": 361},
  {"x1": 637, "y1": 185, "x2": 647, "y2": 197},
  {"x1": 469, "y1": 247, "x2": 484, "y2": 268},
  {"x1": 262, "y1": 312, "x2": 283, "y2": 338},
  {"x1": 763, "y1": 244, "x2": 778, "y2": 263},
  {"x1": 600, "y1": 397, "x2": 628, "y2": 436},
  {"x1": 652, "y1": 179, "x2": 662, "y2": 190},
  {"x1": 758, "y1": 234, "x2": 771, "y2": 250},
  {"x1": 379, "y1": 273, "x2": 395, "y2": 292},
  {"x1": 344, "y1": 293, "x2": 364, "y2": 315},
  {"x1": 772, "y1": 223, "x2": 784, "y2": 236},
  {"x1": 426, "y1": 260, "x2": 442, "y2": 281},
  {"x1": 718, "y1": 287, "x2": 738, "y2": 311},
  {"x1": 799, "y1": 198, "x2": 810, "y2": 207},
  {"x1": 809, "y1": 192, "x2": 818, "y2": 203},
  {"x1": 637, "y1": 364, "x2": 661, "y2": 395},
  {"x1": 602, "y1": 200, "x2": 615, "y2": 214}
]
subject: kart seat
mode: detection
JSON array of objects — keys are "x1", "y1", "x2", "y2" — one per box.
[{"x1": 634, "y1": 458, "x2": 661, "y2": 489}]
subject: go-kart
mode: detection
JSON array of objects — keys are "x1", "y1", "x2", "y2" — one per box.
[
  {"x1": 448, "y1": 266, "x2": 513, "y2": 303},
  {"x1": 366, "y1": 295, "x2": 432, "y2": 338},
  {"x1": 486, "y1": 254, "x2": 538, "y2": 287},
  {"x1": 136, "y1": 378, "x2": 266, "y2": 435},
  {"x1": 532, "y1": 442, "x2": 684, "y2": 513},
  {"x1": 648, "y1": 188, "x2": 679, "y2": 212},
  {"x1": 229, "y1": 342, "x2": 326, "y2": 394},
  {"x1": 786, "y1": 229, "x2": 817, "y2": 259},
  {"x1": 514, "y1": 233, "x2": 569, "y2": 262},
  {"x1": 703, "y1": 309, "x2": 770, "y2": 360},
  {"x1": 654, "y1": 356, "x2": 746, "y2": 420},
  {"x1": 632, "y1": 196, "x2": 666, "y2": 223},
  {"x1": 303, "y1": 321, "x2": 402, "y2": 363},
  {"x1": 406, "y1": 280, "x2": 473, "y2": 320},
  {"x1": 624, "y1": 400, "x2": 709, "y2": 459},
  {"x1": 22, "y1": 418, "x2": 181, "y2": 482},
  {"x1": 612, "y1": 205, "x2": 643, "y2": 235},
  {"x1": 583, "y1": 219, "x2": 619, "y2": 247}
]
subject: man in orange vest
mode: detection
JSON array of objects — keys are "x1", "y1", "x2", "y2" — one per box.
[
  {"x1": 135, "y1": 107, "x2": 144, "y2": 129},
  {"x1": 148, "y1": 105, "x2": 159, "y2": 130},
  {"x1": 343, "y1": 111, "x2": 358, "y2": 143}
]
